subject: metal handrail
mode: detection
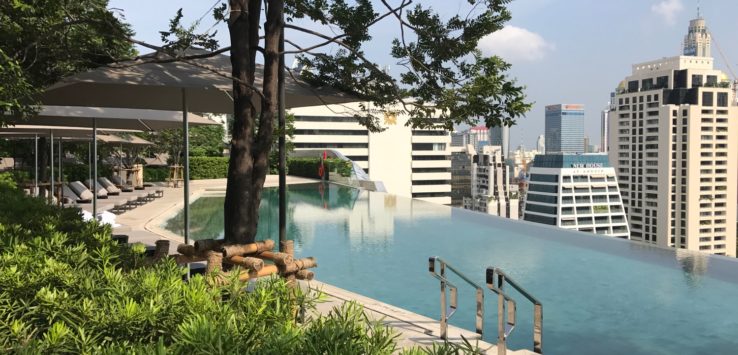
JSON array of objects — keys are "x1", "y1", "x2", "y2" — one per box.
[
  {"x1": 428, "y1": 256, "x2": 484, "y2": 340},
  {"x1": 486, "y1": 267, "x2": 543, "y2": 355}
]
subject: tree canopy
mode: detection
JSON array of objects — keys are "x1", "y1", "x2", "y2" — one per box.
[{"x1": 0, "y1": 0, "x2": 135, "y2": 120}]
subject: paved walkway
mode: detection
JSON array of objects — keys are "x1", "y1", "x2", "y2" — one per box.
[{"x1": 110, "y1": 176, "x2": 533, "y2": 354}]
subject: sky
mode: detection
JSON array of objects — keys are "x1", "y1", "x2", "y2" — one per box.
[{"x1": 108, "y1": 0, "x2": 738, "y2": 149}]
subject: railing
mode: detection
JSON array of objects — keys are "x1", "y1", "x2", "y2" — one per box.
[
  {"x1": 486, "y1": 267, "x2": 543, "y2": 355},
  {"x1": 428, "y1": 257, "x2": 484, "y2": 340}
]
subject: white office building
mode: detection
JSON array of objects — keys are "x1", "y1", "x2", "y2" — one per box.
[
  {"x1": 608, "y1": 15, "x2": 737, "y2": 256},
  {"x1": 523, "y1": 154, "x2": 630, "y2": 238},
  {"x1": 290, "y1": 102, "x2": 452, "y2": 205}
]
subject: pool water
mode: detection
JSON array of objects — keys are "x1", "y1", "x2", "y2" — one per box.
[{"x1": 165, "y1": 183, "x2": 738, "y2": 354}]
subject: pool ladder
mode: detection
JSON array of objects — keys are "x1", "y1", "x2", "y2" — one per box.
[{"x1": 428, "y1": 257, "x2": 543, "y2": 355}]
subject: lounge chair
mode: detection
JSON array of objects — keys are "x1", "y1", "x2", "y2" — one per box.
[
  {"x1": 98, "y1": 177, "x2": 122, "y2": 195},
  {"x1": 62, "y1": 185, "x2": 89, "y2": 204},
  {"x1": 68, "y1": 181, "x2": 95, "y2": 203},
  {"x1": 84, "y1": 179, "x2": 109, "y2": 199},
  {"x1": 110, "y1": 175, "x2": 133, "y2": 192}
]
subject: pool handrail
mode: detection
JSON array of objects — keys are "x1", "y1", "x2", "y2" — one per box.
[
  {"x1": 486, "y1": 267, "x2": 543, "y2": 355},
  {"x1": 428, "y1": 256, "x2": 484, "y2": 340}
]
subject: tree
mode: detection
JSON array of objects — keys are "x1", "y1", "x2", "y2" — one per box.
[
  {"x1": 0, "y1": 0, "x2": 135, "y2": 179},
  {"x1": 215, "y1": 0, "x2": 531, "y2": 243}
]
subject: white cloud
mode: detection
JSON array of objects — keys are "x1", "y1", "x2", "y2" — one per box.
[
  {"x1": 651, "y1": 0, "x2": 683, "y2": 25},
  {"x1": 477, "y1": 26, "x2": 555, "y2": 62}
]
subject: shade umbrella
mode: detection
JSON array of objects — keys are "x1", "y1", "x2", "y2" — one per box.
[
  {"x1": 41, "y1": 48, "x2": 355, "y2": 112},
  {"x1": 5, "y1": 108, "x2": 219, "y2": 215},
  {"x1": 38, "y1": 48, "x2": 359, "y2": 266}
]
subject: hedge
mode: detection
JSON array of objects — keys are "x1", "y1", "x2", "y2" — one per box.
[{"x1": 287, "y1": 158, "x2": 352, "y2": 179}]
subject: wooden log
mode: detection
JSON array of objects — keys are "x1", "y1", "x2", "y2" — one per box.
[
  {"x1": 235, "y1": 264, "x2": 279, "y2": 282},
  {"x1": 153, "y1": 240, "x2": 170, "y2": 260},
  {"x1": 176, "y1": 244, "x2": 196, "y2": 256},
  {"x1": 282, "y1": 257, "x2": 317, "y2": 274},
  {"x1": 258, "y1": 251, "x2": 293, "y2": 265},
  {"x1": 172, "y1": 254, "x2": 206, "y2": 264},
  {"x1": 226, "y1": 256, "x2": 264, "y2": 271},
  {"x1": 195, "y1": 239, "x2": 224, "y2": 253},
  {"x1": 205, "y1": 251, "x2": 223, "y2": 273},
  {"x1": 220, "y1": 239, "x2": 275, "y2": 257},
  {"x1": 280, "y1": 240, "x2": 294, "y2": 256},
  {"x1": 295, "y1": 270, "x2": 315, "y2": 281}
]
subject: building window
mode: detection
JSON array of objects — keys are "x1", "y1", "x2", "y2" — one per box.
[{"x1": 702, "y1": 91, "x2": 714, "y2": 107}]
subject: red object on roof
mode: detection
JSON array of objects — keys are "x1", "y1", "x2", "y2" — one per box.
[{"x1": 470, "y1": 125, "x2": 488, "y2": 131}]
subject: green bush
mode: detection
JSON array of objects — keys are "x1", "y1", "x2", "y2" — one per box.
[
  {"x1": 62, "y1": 164, "x2": 113, "y2": 182},
  {"x1": 0, "y1": 186, "x2": 428, "y2": 354},
  {"x1": 287, "y1": 158, "x2": 352, "y2": 179},
  {"x1": 143, "y1": 166, "x2": 169, "y2": 182},
  {"x1": 189, "y1": 157, "x2": 229, "y2": 180}
]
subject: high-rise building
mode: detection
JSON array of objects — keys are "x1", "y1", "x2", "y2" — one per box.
[
  {"x1": 545, "y1": 104, "x2": 585, "y2": 154},
  {"x1": 536, "y1": 134, "x2": 545, "y2": 153},
  {"x1": 601, "y1": 101, "x2": 612, "y2": 154},
  {"x1": 291, "y1": 102, "x2": 452, "y2": 205},
  {"x1": 450, "y1": 144, "x2": 474, "y2": 207},
  {"x1": 463, "y1": 145, "x2": 518, "y2": 219},
  {"x1": 451, "y1": 131, "x2": 465, "y2": 147},
  {"x1": 465, "y1": 125, "x2": 488, "y2": 150},
  {"x1": 583, "y1": 136, "x2": 591, "y2": 153},
  {"x1": 522, "y1": 154, "x2": 630, "y2": 238},
  {"x1": 489, "y1": 125, "x2": 510, "y2": 158},
  {"x1": 683, "y1": 15, "x2": 710, "y2": 57},
  {"x1": 608, "y1": 16, "x2": 737, "y2": 256}
]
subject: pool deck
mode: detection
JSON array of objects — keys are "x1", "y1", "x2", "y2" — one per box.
[{"x1": 111, "y1": 176, "x2": 533, "y2": 354}]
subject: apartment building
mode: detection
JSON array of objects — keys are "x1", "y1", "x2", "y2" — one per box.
[
  {"x1": 290, "y1": 102, "x2": 452, "y2": 205},
  {"x1": 523, "y1": 154, "x2": 630, "y2": 238},
  {"x1": 608, "y1": 16, "x2": 737, "y2": 256},
  {"x1": 463, "y1": 145, "x2": 519, "y2": 219}
]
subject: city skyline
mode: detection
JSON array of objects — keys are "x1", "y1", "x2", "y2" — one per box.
[{"x1": 109, "y1": 0, "x2": 738, "y2": 148}]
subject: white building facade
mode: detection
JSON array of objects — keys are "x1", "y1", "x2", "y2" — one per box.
[
  {"x1": 608, "y1": 16, "x2": 737, "y2": 256},
  {"x1": 463, "y1": 145, "x2": 519, "y2": 219},
  {"x1": 523, "y1": 154, "x2": 630, "y2": 238},
  {"x1": 290, "y1": 103, "x2": 452, "y2": 205}
]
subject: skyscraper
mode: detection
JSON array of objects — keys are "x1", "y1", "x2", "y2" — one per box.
[
  {"x1": 601, "y1": 103, "x2": 611, "y2": 154},
  {"x1": 536, "y1": 134, "x2": 545, "y2": 153},
  {"x1": 489, "y1": 125, "x2": 510, "y2": 158},
  {"x1": 608, "y1": 16, "x2": 737, "y2": 256},
  {"x1": 545, "y1": 104, "x2": 585, "y2": 154}
]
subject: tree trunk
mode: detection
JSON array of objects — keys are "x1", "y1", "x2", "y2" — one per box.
[{"x1": 223, "y1": 0, "x2": 281, "y2": 244}]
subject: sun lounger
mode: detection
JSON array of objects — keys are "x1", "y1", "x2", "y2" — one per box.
[
  {"x1": 62, "y1": 185, "x2": 88, "y2": 204},
  {"x1": 97, "y1": 177, "x2": 121, "y2": 195},
  {"x1": 69, "y1": 181, "x2": 95, "y2": 202},
  {"x1": 84, "y1": 179, "x2": 109, "y2": 199},
  {"x1": 110, "y1": 176, "x2": 134, "y2": 192}
]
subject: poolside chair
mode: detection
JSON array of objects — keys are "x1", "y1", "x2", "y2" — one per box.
[
  {"x1": 68, "y1": 181, "x2": 95, "y2": 203},
  {"x1": 62, "y1": 184, "x2": 90, "y2": 204},
  {"x1": 84, "y1": 179, "x2": 109, "y2": 199},
  {"x1": 110, "y1": 175, "x2": 134, "y2": 192},
  {"x1": 98, "y1": 177, "x2": 122, "y2": 196}
]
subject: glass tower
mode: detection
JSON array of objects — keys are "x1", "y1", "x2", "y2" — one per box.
[{"x1": 545, "y1": 104, "x2": 584, "y2": 154}]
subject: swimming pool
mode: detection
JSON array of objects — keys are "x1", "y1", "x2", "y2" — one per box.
[{"x1": 164, "y1": 182, "x2": 738, "y2": 354}]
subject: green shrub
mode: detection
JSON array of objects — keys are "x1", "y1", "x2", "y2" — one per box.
[
  {"x1": 189, "y1": 157, "x2": 229, "y2": 180},
  {"x1": 287, "y1": 158, "x2": 352, "y2": 179},
  {"x1": 62, "y1": 164, "x2": 113, "y2": 182},
  {"x1": 0, "y1": 186, "x2": 413, "y2": 354},
  {"x1": 143, "y1": 166, "x2": 169, "y2": 182}
]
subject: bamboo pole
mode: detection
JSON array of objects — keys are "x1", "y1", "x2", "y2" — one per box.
[
  {"x1": 295, "y1": 270, "x2": 314, "y2": 281},
  {"x1": 153, "y1": 240, "x2": 170, "y2": 260},
  {"x1": 177, "y1": 244, "x2": 196, "y2": 256},
  {"x1": 220, "y1": 239, "x2": 275, "y2": 257},
  {"x1": 173, "y1": 254, "x2": 206, "y2": 264},
  {"x1": 226, "y1": 256, "x2": 265, "y2": 271},
  {"x1": 206, "y1": 251, "x2": 223, "y2": 273},
  {"x1": 280, "y1": 240, "x2": 294, "y2": 257},
  {"x1": 258, "y1": 251, "x2": 293, "y2": 265},
  {"x1": 195, "y1": 239, "x2": 224, "y2": 253},
  {"x1": 282, "y1": 257, "x2": 317, "y2": 274}
]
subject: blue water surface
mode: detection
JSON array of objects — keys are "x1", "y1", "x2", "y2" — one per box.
[{"x1": 165, "y1": 183, "x2": 738, "y2": 354}]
